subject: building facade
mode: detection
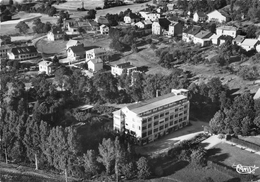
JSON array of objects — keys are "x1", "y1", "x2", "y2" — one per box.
[
  {"x1": 216, "y1": 26, "x2": 237, "y2": 38},
  {"x1": 7, "y1": 46, "x2": 38, "y2": 61},
  {"x1": 168, "y1": 21, "x2": 183, "y2": 36},
  {"x1": 111, "y1": 62, "x2": 137, "y2": 76},
  {"x1": 152, "y1": 21, "x2": 162, "y2": 35},
  {"x1": 113, "y1": 89, "x2": 190, "y2": 145}
]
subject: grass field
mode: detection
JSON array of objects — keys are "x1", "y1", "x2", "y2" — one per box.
[
  {"x1": 209, "y1": 143, "x2": 260, "y2": 177},
  {"x1": 238, "y1": 135, "x2": 260, "y2": 146}
]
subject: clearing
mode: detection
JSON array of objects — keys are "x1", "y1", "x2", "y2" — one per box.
[
  {"x1": 135, "y1": 120, "x2": 207, "y2": 156},
  {"x1": 208, "y1": 143, "x2": 260, "y2": 177}
]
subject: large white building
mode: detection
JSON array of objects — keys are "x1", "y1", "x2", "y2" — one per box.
[
  {"x1": 216, "y1": 26, "x2": 237, "y2": 38},
  {"x1": 113, "y1": 89, "x2": 190, "y2": 145}
]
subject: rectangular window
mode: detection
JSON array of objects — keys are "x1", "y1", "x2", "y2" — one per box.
[
  {"x1": 154, "y1": 115, "x2": 159, "y2": 120},
  {"x1": 160, "y1": 113, "x2": 164, "y2": 117},
  {"x1": 142, "y1": 126, "x2": 147, "y2": 130},
  {"x1": 179, "y1": 113, "x2": 183, "y2": 117},
  {"x1": 154, "y1": 121, "x2": 158, "y2": 126},
  {"x1": 170, "y1": 121, "x2": 173, "y2": 126},
  {"x1": 170, "y1": 115, "x2": 173, "y2": 120},
  {"x1": 175, "y1": 114, "x2": 178, "y2": 118},
  {"x1": 154, "y1": 128, "x2": 158, "y2": 133},
  {"x1": 165, "y1": 123, "x2": 168, "y2": 128},
  {"x1": 175, "y1": 108, "x2": 178, "y2": 112},
  {"x1": 148, "y1": 124, "x2": 152, "y2": 128},
  {"x1": 143, "y1": 119, "x2": 147, "y2": 124},
  {"x1": 139, "y1": 126, "x2": 141, "y2": 130},
  {"x1": 142, "y1": 132, "x2": 147, "y2": 137},
  {"x1": 159, "y1": 125, "x2": 164, "y2": 130},
  {"x1": 165, "y1": 117, "x2": 169, "y2": 122},
  {"x1": 179, "y1": 118, "x2": 183, "y2": 122},
  {"x1": 148, "y1": 117, "x2": 152, "y2": 122},
  {"x1": 184, "y1": 116, "x2": 187, "y2": 120},
  {"x1": 184, "y1": 111, "x2": 187, "y2": 114},
  {"x1": 184, "y1": 105, "x2": 188, "y2": 108},
  {"x1": 165, "y1": 111, "x2": 169, "y2": 115},
  {"x1": 148, "y1": 130, "x2": 152, "y2": 135},
  {"x1": 174, "y1": 120, "x2": 178, "y2": 124}
]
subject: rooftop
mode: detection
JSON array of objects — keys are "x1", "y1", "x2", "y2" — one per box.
[
  {"x1": 195, "y1": 30, "x2": 213, "y2": 39},
  {"x1": 69, "y1": 45, "x2": 85, "y2": 55},
  {"x1": 233, "y1": 35, "x2": 245, "y2": 43},
  {"x1": 241, "y1": 39, "x2": 259, "y2": 46},
  {"x1": 89, "y1": 58, "x2": 103, "y2": 64},
  {"x1": 114, "y1": 62, "x2": 136, "y2": 69},
  {"x1": 127, "y1": 93, "x2": 187, "y2": 115},
  {"x1": 50, "y1": 26, "x2": 63, "y2": 34},
  {"x1": 254, "y1": 88, "x2": 260, "y2": 100},
  {"x1": 184, "y1": 25, "x2": 202, "y2": 35},
  {"x1": 38, "y1": 60, "x2": 53, "y2": 66},
  {"x1": 217, "y1": 25, "x2": 237, "y2": 31},
  {"x1": 11, "y1": 46, "x2": 38, "y2": 55}
]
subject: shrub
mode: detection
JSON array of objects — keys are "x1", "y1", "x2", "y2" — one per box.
[
  {"x1": 136, "y1": 157, "x2": 151, "y2": 179},
  {"x1": 227, "y1": 136, "x2": 260, "y2": 151}
]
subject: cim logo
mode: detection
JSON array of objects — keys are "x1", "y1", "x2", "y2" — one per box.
[{"x1": 232, "y1": 164, "x2": 259, "y2": 174}]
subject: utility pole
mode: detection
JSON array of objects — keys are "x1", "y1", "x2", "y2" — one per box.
[
  {"x1": 64, "y1": 168, "x2": 68, "y2": 182},
  {"x1": 5, "y1": 148, "x2": 8, "y2": 164},
  {"x1": 35, "y1": 153, "x2": 38, "y2": 170}
]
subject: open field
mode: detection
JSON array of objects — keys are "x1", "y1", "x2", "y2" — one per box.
[
  {"x1": 135, "y1": 120, "x2": 207, "y2": 156},
  {"x1": 168, "y1": 164, "x2": 232, "y2": 182},
  {"x1": 209, "y1": 143, "x2": 260, "y2": 177},
  {"x1": 238, "y1": 135, "x2": 260, "y2": 146}
]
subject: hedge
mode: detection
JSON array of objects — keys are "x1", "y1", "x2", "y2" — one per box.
[
  {"x1": 207, "y1": 160, "x2": 256, "y2": 181},
  {"x1": 227, "y1": 136, "x2": 260, "y2": 151}
]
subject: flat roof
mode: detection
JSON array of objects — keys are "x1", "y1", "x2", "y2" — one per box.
[
  {"x1": 217, "y1": 26, "x2": 237, "y2": 31},
  {"x1": 241, "y1": 39, "x2": 258, "y2": 46},
  {"x1": 127, "y1": 93, "x2": 187, "y2": 115}
]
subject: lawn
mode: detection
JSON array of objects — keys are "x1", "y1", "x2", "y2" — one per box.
[
  {"x1": 208, "y1": 143, "x2": 260, "y2": 178},
  {"x1": 169, "y1": 164, "x2": 232, "y2": 182},
  {"x1": 36, "y1": 38, "x2": 68, "y2": 55},
  {"x1": 238, "y1": 135, "x2": 260, "y2": 146}
]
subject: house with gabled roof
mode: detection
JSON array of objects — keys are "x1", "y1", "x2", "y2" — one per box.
[
  {"x1": 207, "y1": 10, "x2": 227, "y2": 23},
  {"x1": 210, "y1": 34, "x2": 221, "y2": 45},
  {"x1": 232, "y1": 35, "x2": 245, "y2": 46},
  {"x1": 111, "y1": 62, "x2": 137, "y2": 76},
  {"x1": 67, "y1": 44, "x2": 86, "y2": 62},
  {"x1": 0, "y1": 45, "x2": 11, "y2": 58},
  {"x1": 168, "y1": 21, "x2": 183, "y2": 36},
  {"x1": 240, "y1": 39, "x2": 259, "y2": 51},
  {"x1": 38, "y1": 60, "x2": 54, "y2": 75},
  {"x1": 193, "y1": 11, "x2": 207, "y2": 22},
  {"x1": 152, "y1": 20, "x2": 162, "y2": 35},
  {"x1": 193, "y1": 30, "x2": 213, "y2": 47},
  {"x1": 100, "y1": 24, "x2": 109, "y2": 34},
  {"x1": 66, "y1": 39, "x2": 82, "y2": 50},
  {"x1": 88, "y1": 58, "x2": 103, "y2": 72},
  {"x1": 47, "y1": 27, "x2": 64, "y2": 41},
  {"x1": 182, "y1": 25, "x2": 202, "y2": 43},
  {"x1": 124, "y1": 12, "x2": 141, "y2": 24},
  {"x1": 86, "y1": 47, "x2": 106, "y2": 61},
  {"x1": 7, "y1": 45, "x2": 38, "y2": 61},
  {"x1": 216, "y1": 26, "x2": 237, "y2": 38}
]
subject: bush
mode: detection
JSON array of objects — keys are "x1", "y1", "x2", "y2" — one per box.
[
  {"x1": 227, "y1": 136, "x2": 260, "y2": 151},
  {"x1": 136, "y1": 157, "x2": 151, "y2": 179}
]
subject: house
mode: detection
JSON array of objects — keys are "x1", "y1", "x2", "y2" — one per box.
[
  {"x1": 135, "y1": 21, "x2": 145, "y2": 29},
  {"x1": 207, "y1": 10, "x2": 227, "y2": 23},
  {"x1": 253, "y1": 88, "x2": 260, "y2": 100},
  {"x1": 0, "y1": 45, "x2": 11, "y2": 58},
  {"x1": 167, "y1": 3, "x2": 175, "y2": 11},
  {"x1": 232, "y1": 35, "x2": 245, "y2": 46},
  {"x1": 67, "y1": 44, "x2": 86, "y2": 62},
  {"x1": 47, "y1": 27, "x2": 63, "y2": 41},
  {"x1": 88, "y1": 58, "x2": 103, "y2": 72},
  {"x1": 124, "y1": 12, "x2": 140, "y2": 24},
  {"x1": 66, "y1": 39, "x2": 82, "y2": 50},
  {"x1": 168, "y1": 21, "x2": 183, "y2": 36},
  {"x1": 143, "y1": 20, "x2": 152, "y2": 28},
  {"x1": 86, "y1": 47, "x2": 106, "y2": 61},
  {"x1": 158, "y1": 18, "x2": 171, "y2": 31},
  {"x1": 139, "y1": 11, "x2": 149, "y2": 20},
  {"x1": 240, "y1": 39, "x2": 259, "y2": 51},
  {"x1": 7, "y1": 46, "x2": 38, "y2": 61},
  {"x1": 182, "y1": 25, "x2": 202, "y2": 43},
  {"x1": 216, "y1": 26, "x2": 237, "y2": 38},
  {"x1": 97, "y1": 16, "x2": 110, "y2": 25},
  {"x1": 218, "y1": 35, "x2": 233, "y2": 45},
  {"x1": 65, "y1": 20, "x2": 79, "y2": 34},
  {"x1": 146, "y1": 13, "x2": 161, "y2": 22},
  {"x1": 38, "y1": 60, "x2": 54, "y2": 75},
  {"x1": 193, "y1": 30, "x2": 213, "y2": 47},
  {"x1": 152, "y1": 20, "x2": 162, "y2": 35},
  {"x1": 193, "y1": 12, "x2": 207, "y2": 22},
  {"x1": 113, "y1": 89, "x2": 190, "y2": 145},
  {"x1": 111, "y1": 62, "x2": 137, "y2": 76},
  {"x1": 210, "y1": 34, "x2": 221, "y2": 45},
  {"x1": 100, "y1": 24, "x2": 109, "y2": 34}
]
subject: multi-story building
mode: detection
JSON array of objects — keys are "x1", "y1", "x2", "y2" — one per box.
[
  {"x1": 216, "y1": 26, "x2": 237, "y2": 38},
  {"x1": 111, "y1": 62, "x2": 137, "y2": 76},
  {"x1": 113, "y1": 89, "x2": 190, "y2": 145},
  {"x1": 7, "y1": 45, "x2": 38, "y2": 61}
]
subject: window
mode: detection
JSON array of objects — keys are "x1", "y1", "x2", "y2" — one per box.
[
  {"x1": 139, "y1": 126, "x2": 141, "y2": 130},
  {"x1": 184, "y1": 111, "x2": 187, "y2": 114},
  {"x1": 175, "y1": 114, "x2": 178, "y2": 118},
  {"x1": 148, "y1": 117, "x2": 152, "y2": 122},
  {"x1": 175, "y1": 108, "x2": 178, "y2": 112},
  {"x1": 159, "y1": 125, "x2": 164, "y2": 130},
  {"x1": 148, "y1": 124, "x2": 152, "y2": 128},
  {"x1": 142, "y1": 132, "x2": 147, "y2": 137},
  {"x1": 154, "y1": 128, "x2": 158, "y2": 133},
  {"x1": 148, "y1": 130, "x2": 152, "y2": 135},
  {"x1": 170, "y1": 121, "x2": 173, "y2": 126},
  {"x1": 183, "y1": 116, "x2": 187, "y2": 120},
  {"x1": 179, "y1": 113, "x2": 183, "y2": 117},
  {"x1": 174, "y1": 120, "x2": 178, "y2": 124},
  {"x1": 154, "y1": 121, "x2": 158, "y2": 126},
  {"x1": 165, "y1": 111, "x2": 169, "y2": 115},
  {"x1": 154, "y1": 115, "x2": 159, "y2": 119},
  {"x1": 184, "y1": 105, "x2": 188, "y2": 108},
  {"x1": 165, "y1": 117, "x2": 169, "y2": 122},
  {"x1": 143, "y1": 119, "x2": 147, "y2": 124},
  {"x1": 160, "y1": 113, "x2": 164, "y2": 117},
  {"x1": 165, "y1": 123, "x2": 168, "y2": 128},
  {"x1": 170, "y1": 115, "x2": 173, "y2": 120},
  {"x1": 179, "y1": 118, "x2": 183, "y2": 122},
  {"x1": 142, "y1": 126, "x2": 147, "y2": 130}
]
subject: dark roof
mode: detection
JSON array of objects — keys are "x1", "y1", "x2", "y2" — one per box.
[
  {"x1": 233, "y1": 35, "x2": 245, "y2": 43},
  {"x1": 115, "y1": 62, "x2": 136, "y2": 69},
  {"x1": 126, "y1": 12, "x2": 140, "y2": 19},
  {"x1": 158, "y1": 18, "x2": 171, "y2": 30},
  {"x1": 195, "y1": 30, "x2": 213, "y2": 39},
  {"x1": 196, "y1": 11, "x2": 206, "y2": 17},
  {"x1": 98, "y1": 16, "x2": 109, "y2": 25},
  {"x1": 11, "y1": 46, "x2": 37, "y2": 55},
  {"x1": 184, "y1": 25, "x2": 202, "y2": 35},
  {"x1": 219, "y1": 35, "x2": 233, "y2": 41},
  {"x1": 50, "y1": 27, "x2": 63, "y2": 34},
  {"x1": 69, "y1": 45, "x2": 85, "y2": 55}
]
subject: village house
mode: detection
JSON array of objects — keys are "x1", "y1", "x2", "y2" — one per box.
[
  {"x1": 218, "y1": 35, "x2": 233, "y2": 45},
  {"x1": 135, "y1": 21, "x2": 145, "y2": 29},
  {"x1": 124, "y1": 12, "x2": 140, "y2": 24},
  {"x1": 7, "y1": 45, "x2": 38, "y2": 61},
  {"x1": 152, "y1": 20, "x2": 162, "y2": 35},
  {"x1": 88, "y1": 58, "x2": 103, "y2": 72},
  {"x1": 0, "y1": 45, "x2": 11, "y2": 58},
  {"x1": 38, "y1": 60, "x2": 54, "y2": 75},
  {"x1": 111, "y1": 62, "x2": 137, "y2": 76},
  {"x1": 240, "y1": 39, "x2": 259, "y2": 51},
  {"x1": 232, "y1": 35, "x2": 245, "y2": 46},
  {"x1": 86, "y1": 47, "x2": 106, "y2": 61},
  {"x1": 47, "y1": 27, "x2": 63, "y2": 41},
  {"x1": 216, "y1": 26, "x2": 237, "y2": 38},
  {"x1": 67, "y1": 44, "x2": 86, "y2": 63},
  {"x1": 146, "y1": 13, "x2": 161, "y2": 22},
  {"x1": 207, "y1": 10, "x2": 227, "y2": 23},
  {"x1": 193, "y1": 12, "x2": 207, "y2": 22},
  {"x1": 168, "y1": 21, "x2": 183, "y2": 36},
  {"x1": 182, "y1": 25, "x2": 202, "y2": 43},
  {"x1": 100, "y1": 24, "x2": 109, "y2": 34},
  {"x1": 210, "y1": 34, "x2": 221, "y2": 45},
  {"x1": 66, "y1": 39, "x2": 82, "y2": 50},
  {"x1": 193, "y1": 30, "x2": 213, "y2": 47},
  {"x1": 97, "y1": 16, "x2": 110, "y2": 25},
  {"x1": 167, "y1": 3, "x2": 175, "y2": 11},
  {"x1": 64, "y1": 20, "x2": 79, "y2": 34}
]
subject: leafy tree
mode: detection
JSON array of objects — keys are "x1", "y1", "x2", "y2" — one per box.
[
  {"x1": 15, "y1": 21, "x2": 29, "y2": 34},
  {"x1": 82, "y1": 150, "x2": 99, "y2": 176},
  {"x1": 136, "y1": 157, "x2": 151, "y2": 179},
  {"x1": 190, "y1": 147, "x2": 207, "y2": 167},
  {"x1": 121, "y1": 162, "x2": 136, "y2": 179},
  {"x1": 97, "y1": 138, "x2": 115, "y2": 175},
  {"x1": 109, "y1": 39, "x2": 125, "y2": 52}
]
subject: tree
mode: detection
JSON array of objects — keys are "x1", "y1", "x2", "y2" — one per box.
[
  {"x1": 190, "y1": 147, "x2": 207, "y2": 167},
  {"x1": 15, "y1": 21, "x2": 29, "y2": 34},
  {"x1": 109, "y1": 39, "x2": 125, "y2": 52},
  {"x1": 209, "y1": 110, "x2": 225, "y2": 134},
  {"x1": 136, "y1": 157, "x2": 151, "y2": 179},
  {"x1": 82, "y1": 150, "x2": 99, "y2": 176},
  {"x1": 97, "y1": 138, "x2": 115, "y2": 175},
  {"x1": 48, "y1": 7, "x2": 57, "y2": 17},
  {"x1": 86, "y1": 9, "x2": 97, "y2": 19},
  {"x1": 121, "y1": 162, "x2": 136, "y2": 179},
  {"x1": 131, "y1": 43, "x2": 138, "y2": 53}
]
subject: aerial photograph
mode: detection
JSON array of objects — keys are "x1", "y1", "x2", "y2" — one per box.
[{"x1": 1, "y1": 0, "x2": 260, "y2": 181}]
